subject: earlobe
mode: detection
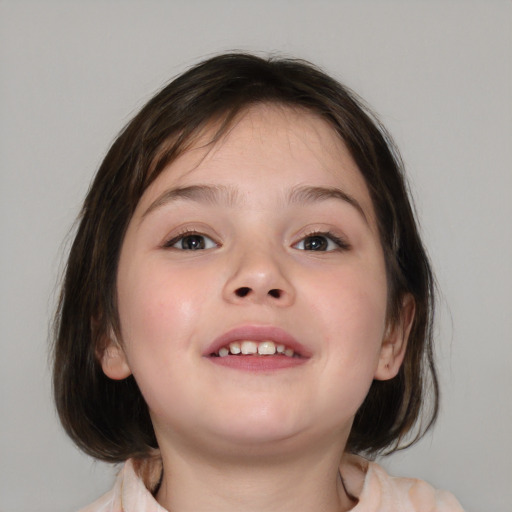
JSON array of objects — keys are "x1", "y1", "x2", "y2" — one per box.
[
  {"x1": 99, "y1": 336, "x2": 132, "y2": 381},
  {"x1": 375, "y1": 294, "x2": 415, "y2": 381}
]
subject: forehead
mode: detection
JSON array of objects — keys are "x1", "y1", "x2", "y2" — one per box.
[{"x1": 138, "y1": 105, "x2": 376, "y2": 223}]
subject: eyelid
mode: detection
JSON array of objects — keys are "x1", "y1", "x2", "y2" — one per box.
[
  {"x1": 292, "y1": 230, "x2": 351, "y2": 252},
  {"x1": 162, "y1": 228, "x2": 220, "y2": 250}
]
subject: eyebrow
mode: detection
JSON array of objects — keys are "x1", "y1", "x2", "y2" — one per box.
[
  {"x1": 288, "y1": 185, "x2": 368, "y2": 224},
  {"x1": 142, "y1": 185, "x2": 241, "y2": 218},
  {"x1": 142, "y1": 184, "x2": 368, "y2": 224}
]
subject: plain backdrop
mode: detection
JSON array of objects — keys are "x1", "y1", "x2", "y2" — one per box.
[{"x1": 1, "y1": 1, "x2": 511, "y2": 511}]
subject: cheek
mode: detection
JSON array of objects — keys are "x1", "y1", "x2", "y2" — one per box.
[
  {"x1": 116, "y1": 258, "x2": 215, "y2": 359},
  {"x1": 312, "y1": 262, "x2": 387, "y2": 330},
  {"x1": 307, "y1": 262, "x2": 388, "y2": 372},
  {"x1": 287, "y1": 264, "x2": 388, "y2": 431},
  {"x1": 115, "y1": 259, "x2": 217, "y2": 414}
]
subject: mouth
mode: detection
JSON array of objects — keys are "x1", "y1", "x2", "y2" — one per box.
[
  {"x1": 204, "y1": 325, "x2": 310, "y2": 370},
  {"x1": 212, "y1": 340, "x2": 300, "y2": 358}
]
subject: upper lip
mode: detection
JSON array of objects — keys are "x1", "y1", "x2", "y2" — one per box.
[{"x1": 204, "y1": 325, "x2": 311, "y2": 357}]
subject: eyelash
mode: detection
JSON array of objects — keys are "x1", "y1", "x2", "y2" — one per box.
[
  {"x1": 163, "y1": 229, "x2": 350, "y2": 252},
  {"x1": 293, "y1": 231, "x2": 351, "y2": 252},
  {"x1": 163, "y1": 229, "x2": 219, "y2": 251}
]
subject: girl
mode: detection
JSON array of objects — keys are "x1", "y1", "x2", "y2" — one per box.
[{"x1": 53, "y1": 53, "x2": 464, "y2": 511}]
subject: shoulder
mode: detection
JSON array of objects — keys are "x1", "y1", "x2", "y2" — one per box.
[
  {"x1": 77, "y1": 457, "x2": 165, "y2": 512},
  {"x1": 77, "y1": 486, "x2": 118, "y2": 512},
  {"x1": 78, "y1": 492, "x2": 116, "y2": 512},
  {"x1": 342, "y1": 454, "x2": 465, "y2": 512},
  {"x1": 77, "y1": 464, "x2": 124, "y2": 512}
]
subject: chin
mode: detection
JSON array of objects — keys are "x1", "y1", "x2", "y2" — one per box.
[{"x1": 206, "y1": 407, "x2": 309, "y2": 448}]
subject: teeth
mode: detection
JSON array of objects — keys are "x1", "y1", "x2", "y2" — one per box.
[
  {"x1": 215, "y1": 340, "x2": 296, "y2": 357},
  {"x1": 228, "y1": 342, "x2": 241, "y2": 354},
  {"x1": 240, "y1": 341, "x2": 258, "y2": 354},
  {"x1": 258, "y1": 341, "x2": 276, "y2": 355}
]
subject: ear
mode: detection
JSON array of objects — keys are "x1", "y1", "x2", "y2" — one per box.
[
  {"x1": 98, "y1": 332, "x2": 132, "y2": 381},
  {"x1": 374, "y1": 294, "x2": 415, "y2": 381}
]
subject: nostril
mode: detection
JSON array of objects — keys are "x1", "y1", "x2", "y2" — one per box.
[
  {"x1": 235, "y1": 287, "x2": 251, "y2": 297},
  {"x1": 233, "y1": 287, "x2": 283, "y2": 299}
]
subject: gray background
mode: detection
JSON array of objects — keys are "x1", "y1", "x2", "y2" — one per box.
[{"x1": 1, "y1": 1, "x2": 511, "y2": 511}]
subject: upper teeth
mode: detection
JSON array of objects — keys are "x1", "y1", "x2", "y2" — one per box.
[{"x1": 216, "y1": 340, "x2": 295, "y2": 357}]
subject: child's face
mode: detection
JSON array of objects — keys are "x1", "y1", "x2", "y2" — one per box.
[{"x1": 102, "y1": 105, "x2": 408, "y2": 456}]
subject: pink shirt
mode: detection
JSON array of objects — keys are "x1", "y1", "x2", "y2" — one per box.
[{"x1": 79, "y1": 454, "x2": 464, "y2": 512}]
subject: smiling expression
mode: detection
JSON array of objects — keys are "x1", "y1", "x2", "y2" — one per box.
[{"x1": 101, "y1": 105, "x2": 409, "y2": 455}]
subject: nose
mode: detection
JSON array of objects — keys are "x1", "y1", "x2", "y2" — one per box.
[{"x1": 222, "y1": 247, "x2": 295, "y2": 306}]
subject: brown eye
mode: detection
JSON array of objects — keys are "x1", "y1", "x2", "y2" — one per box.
[
  {"x1": 293, "y1": 232, "x2": 349, "y2": 252},
  {"x1": 167, "y1": 233, "x2": 217, "y2": 250},
  {"x1": 303, "y1": 235, "x2": 329, "y2": 251}
]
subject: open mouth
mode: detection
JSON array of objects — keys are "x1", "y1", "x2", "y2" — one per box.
[
  {"x1": 211, "y1": 340, "x2": 300, "y2": 358},
  {"x1": 205, "y1": 326, "x2": 309, "y2": 370}
]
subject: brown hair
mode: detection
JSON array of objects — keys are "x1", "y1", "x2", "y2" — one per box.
[{"x1": 53, "y1": 52, "x2": 438, "y2": 462}]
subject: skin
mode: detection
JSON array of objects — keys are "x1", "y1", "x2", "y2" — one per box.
[{"x1": 101, "y1": 105, "x2": 414, "y2": 512}]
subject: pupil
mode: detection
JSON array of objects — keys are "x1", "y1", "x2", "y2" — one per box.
[
  {"x1": 305, "y1": 236, "x2": 327, "y2": 251},
  {"x1": 183, "y1": 235, "x2": 204, "y2": 250}
]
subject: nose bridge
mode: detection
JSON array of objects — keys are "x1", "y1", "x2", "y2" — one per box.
[{"x1": 223, "y1": 237, "x2": 295, "y2": 305}]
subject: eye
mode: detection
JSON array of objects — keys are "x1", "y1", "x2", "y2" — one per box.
[
  {"x1": 293, "y1": 232, "x2": 349, "y2": 252},
  {"x1": 165, "y1": 232, "x2": 218, "y2": 251}
]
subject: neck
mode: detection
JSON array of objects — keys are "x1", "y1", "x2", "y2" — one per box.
[{"x1": 155, "y1": 436, "x2": 357, "y2": 512}]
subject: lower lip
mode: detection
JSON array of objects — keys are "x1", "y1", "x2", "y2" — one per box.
[{"x1": 207, "y1": 354, "x2": 307, "y2": 371}]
